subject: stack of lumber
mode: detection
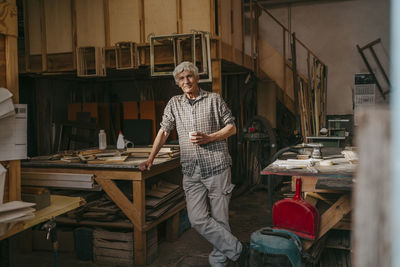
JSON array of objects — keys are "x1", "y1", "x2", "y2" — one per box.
[
  {"x1": 127, "y1": 146, "x2": 180, "y2": 158},
  {"x1": 29, "y1": 146, "x2": 180, "y2": 165},
  {"x1": 64, "y1": 195, "x2": 128, "y2": 223},
  {"x1": 21, "y1": 172, "x2": 101, "y2": 191},
  {"x1": 93, "y1": 228, "x2": 134, "y2": 266},
  {"x1": 146, "y1": 181, "x2": 184, "y2": 221},
  {"x1": 0, "y1": 201, "x2": 36, "y2": 235}
]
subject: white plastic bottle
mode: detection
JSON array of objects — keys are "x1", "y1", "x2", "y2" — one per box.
[
  {"x1": 117, "y1": 131, "x2": 125, "y2": 150},
  {"x1": 99, "y1": 129, "x2": 107, "y2": 150}
]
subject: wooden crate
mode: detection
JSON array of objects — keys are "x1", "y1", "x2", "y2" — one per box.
[{"x1": 93, "y1": 227, "x2": 158, "y2": 266}]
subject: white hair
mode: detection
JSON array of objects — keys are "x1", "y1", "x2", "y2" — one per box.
[{"x1": 172, "y1": 61, "x2": 199, "y2": 83}]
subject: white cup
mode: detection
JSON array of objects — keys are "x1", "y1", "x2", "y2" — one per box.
[{"x1": 189, "y1": 131, "x2": 196, "y2": 141}]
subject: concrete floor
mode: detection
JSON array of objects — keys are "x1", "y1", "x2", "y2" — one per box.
[{"x1": 7, "y1": 190, "x2": 272, "y2": 267}]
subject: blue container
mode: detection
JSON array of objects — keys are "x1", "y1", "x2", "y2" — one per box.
[{"x1": 250, "y1": 227, "x2": 304, "y2": 267}]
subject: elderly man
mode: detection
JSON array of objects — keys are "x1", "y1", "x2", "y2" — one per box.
[{"x1": 139, "y1": 61, "x2": 248, "y2": 266}]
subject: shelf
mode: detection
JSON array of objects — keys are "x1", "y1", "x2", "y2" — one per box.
[{"x1": 0, "y1": 195, "x2": 84, "y2": 240}]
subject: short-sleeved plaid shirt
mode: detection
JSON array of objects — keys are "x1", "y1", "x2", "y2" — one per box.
[{"x1": 160, "y1": 89, "x2": 235, "y2": 179}]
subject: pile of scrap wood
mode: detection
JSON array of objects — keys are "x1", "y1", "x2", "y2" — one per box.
[
  {"x1": 63, "y1": 194, "x2": 128, "y2": 223},
  {"x1": 146, "y1": 181, "x2": 184, "y2": 221},
  {"x1": 29, "y1": 146, "x2": 179, "y2": 165}
]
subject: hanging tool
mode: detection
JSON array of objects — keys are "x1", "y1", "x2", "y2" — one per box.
[{"x1": 42, "y1": 218, "x2": 58, "y2": 267}]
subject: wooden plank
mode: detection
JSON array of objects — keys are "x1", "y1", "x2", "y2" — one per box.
[
  {"x1": 138, "y1": 0, "x2": 144, "y2": 43},
  {"x1": 103, "y1": 0, "x2": 110, "y2": 47},
  {"x1": 0, "y1": 35, "x2": 5, "y2": 88},
  {"x1": 181, "y1": 0, "x2": 211, "y2": 33},
  {"x1": 144, "y1": 0, "x2": 176, "y2": 37},
  {"x1": 0, "y1": 2, "x2": 17, "y2": 37},
  {"x1": 316, "y1": 177, "x2": 353, "y2": 191},
  {"x1": 44, "y1": 0, "x2": 72, "y2": 54},
  {"x1": 210, "y1": 0, "x2": 215, "y2": 36},
  {"x1": 134, "y1": 229, "x2": 146, "y2": 265},
  {"x1": 39, "y1": 0, "x2": 47, "y2": 71},
  {"x1": 5, "y1": 36, "x2": 18, "y2": 100},
  {"x1": 166, "y1": 212, "x2": 179, "y2": 242},
  {"x1": 211, "y1": 59, "x2": 221, "y2": 95},
  {"x1": 220, "y1": 0, "x2": 231, "y2": 45},
  {"x1": 109, "y1": 0, "x2": 141, "y2": 45},
  {"x1": 142, "y1": 158, "x2": 181, "y2": 179},
  {"x1": 304, "y1": 194, "x2": 352, "y2": 250},
  {"x1": 23, "y1": 0, "x2": 30, "y2": 71},
  {"x1": 22, "y1": 172, "x2": 93, "y2": 182},
  {"x1": 21, "y1": 179, "x2": 96, "y2": 190},
  {"x1": 27, "y1": 0, "x2": 42, "y2": 55},
  {"x1": 7, "y1": 161, "x2": 20, "y2": 200},
  {"x1": 176, "y1": 0, "x2": 182, "y2": 33},
  {"x1": 133, "y1": 180, "x2": 145, "y2": 226},
  {"x1": 143, "y1": 200, "x2": 185, "y2": 231},
  {"x1": 291, "y1": 176, "x2": 342, "y2": 193},
  {"x1": 22, "y1": 167, "x2": 142, "y2": 181},
  {"x1": 94, "y1": 247, "x2": 133, "y2": 259},
  {"x1": 95, "y1": 177, "x2": 139, "y2": 228},
  {"x1": 71, "y1": 0, "x2": 77, "y2": 68},
  {"x1": 133, "y1": 179, "x2": 146, "y2": 265},
  {"x1": 94, "y1": 228, "x2": 133, "y2": 241},
  {"x1": 75, "y1": 0, "x2": 105, "y2": 47},
  {"x1": 56, "y1": 216, "x2": 133, "y2": 229},
  {"x1": 353, "y1": 108, "x2": 391, "y2": 267}
]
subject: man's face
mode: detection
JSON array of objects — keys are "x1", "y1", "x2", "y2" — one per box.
[{"x1": 176, "y1": 70, "x2": 199, "y2": 95}]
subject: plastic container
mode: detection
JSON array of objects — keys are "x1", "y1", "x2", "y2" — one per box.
[
  {"x1": 117, "y1": 131, "x2": 125, "y2": 150},
  {"x1": 98, "y1": 129, "x2": 107, "y2": 150},
  {"x1": 74, "y1": 227, "x2": 93, "y2": 261}
]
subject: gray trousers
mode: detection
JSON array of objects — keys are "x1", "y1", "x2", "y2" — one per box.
[{"x1": 183, "y1": 166, "x2": 242, "y2": 267}]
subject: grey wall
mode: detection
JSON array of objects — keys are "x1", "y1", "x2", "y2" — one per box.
[{"x1": 258, "y1": 0, "x2": 390, "y2": 115}]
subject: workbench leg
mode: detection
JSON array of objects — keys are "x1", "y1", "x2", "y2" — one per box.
[
  {"x1": 166, "y1": 212, "x2": 179, "y2": 242},
  {"x1": 134, "y1": 229, "x2": 146, "y2": 266},
  {"x1": 0, "y1": 239, "x2": 9, "y2": 267},
  {"x1": 268, "y1": 175, "x2": 273, "y2": 218},
  {"x1": 133, "y1": 180, "x2": 146, "y2": 266}
]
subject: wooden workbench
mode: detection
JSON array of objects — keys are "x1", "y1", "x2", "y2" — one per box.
[
  {"x1": 21, "y1": 156, "x2": 184, "y2": 266},
  {"x1": 261, "y1": 158, "x2": 355, "y2": 251}
]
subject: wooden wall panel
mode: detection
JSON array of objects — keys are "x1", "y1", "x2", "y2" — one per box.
[
  {"x1": 0, "y1": 35, "x2": 5, "y2": 88},
  {"x1": 0, "y1": 2, "x2": 18, "y2": 37},
  {"x1": 109, "y1": 0, "x2": 141, "y2": 45},
  {"x1": 6, "y1": 36, "x2": 19, "y2": 100},
  {"x1": 144, "y1": 0, "x2": 177, "y2": 37},
  {"x1": 232, "y1": 0, "x2": 242, "y2": 51},
  {"x1": 27, "y1": 0, "x2": 42, "y2": 55},
  {"x1": 181, "y1": 0, "x2": 211, "y2": 33},
  {"x1": 220, "y1": 0, "x2": 231, "y2": 45},
  {"x1": 76, "y1": 0, "x2": 105, "y2": 47},
  {"x1": 45, "y1": 0, "x2": 72, "y2": 53}
]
